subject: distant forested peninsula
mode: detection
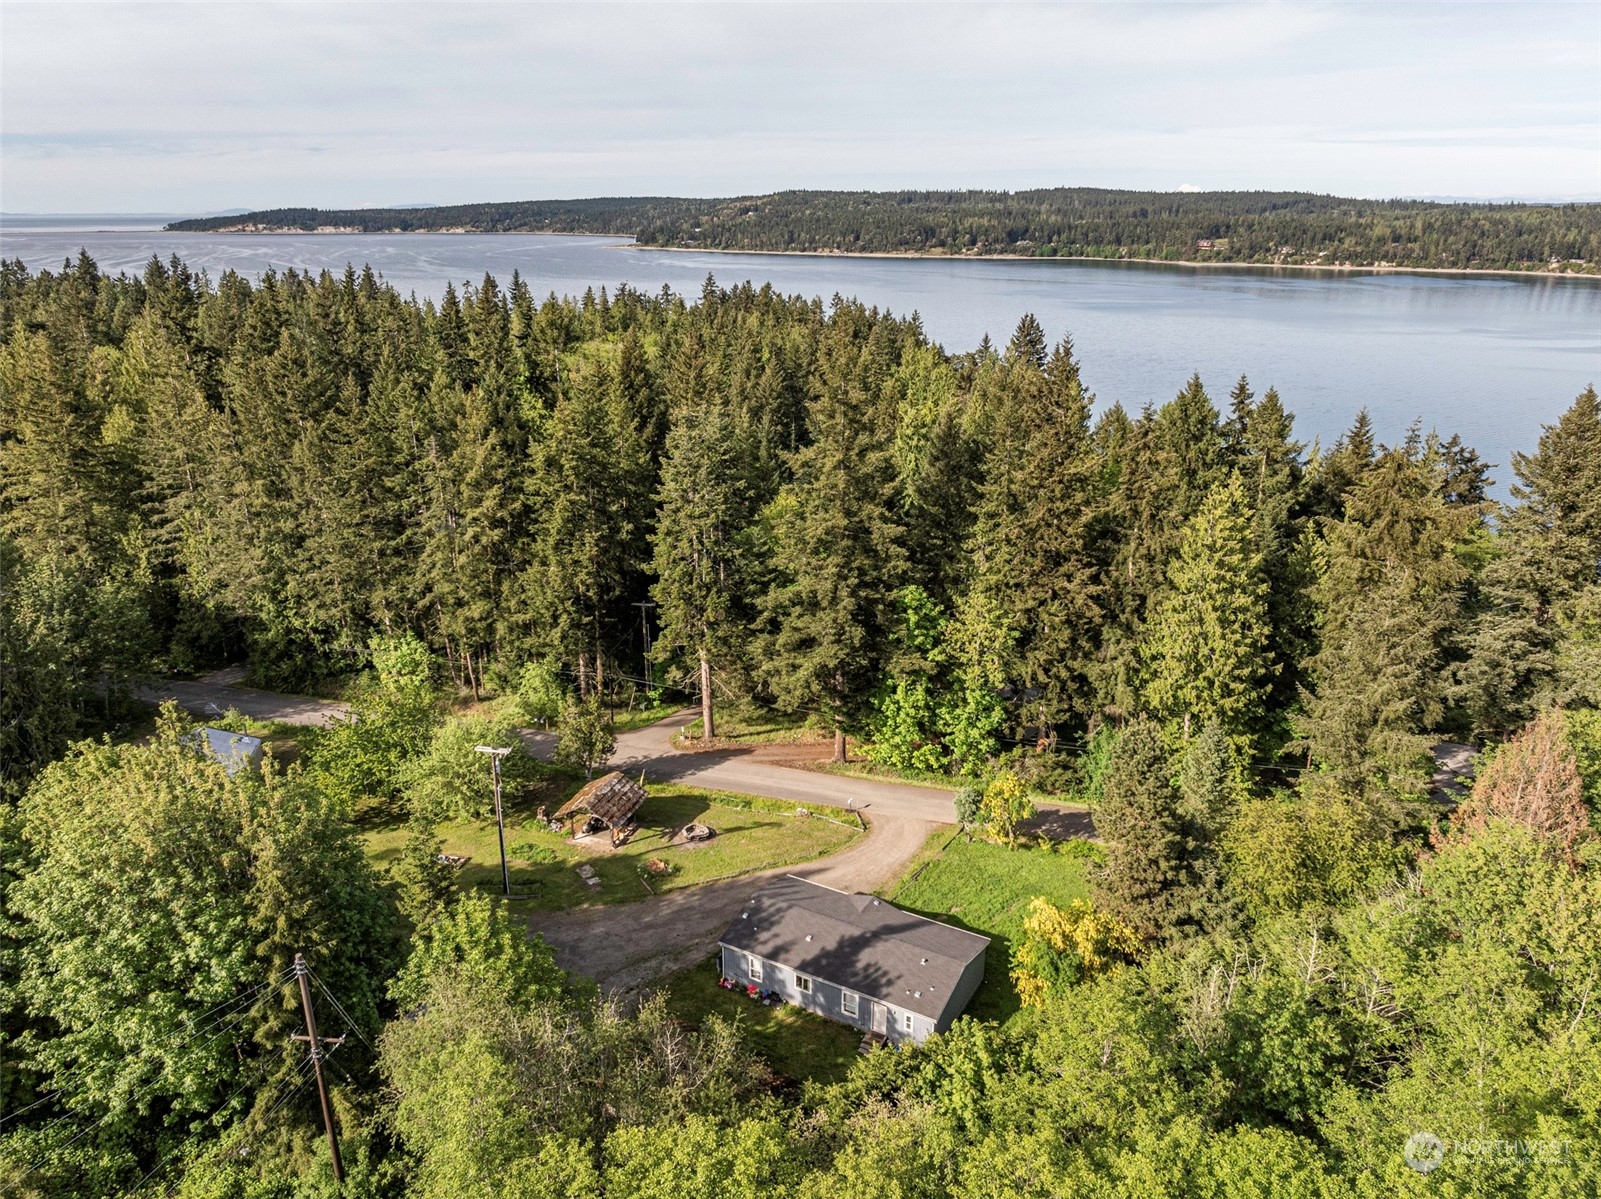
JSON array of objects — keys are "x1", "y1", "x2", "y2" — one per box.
[{"x1": 166, "y1": 188, "x2": 1601, "y2": 273}]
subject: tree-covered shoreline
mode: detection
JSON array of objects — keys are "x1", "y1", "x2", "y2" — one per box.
[{"x1": 166, "y1": 188, "x2": 1601, "y2": 274}]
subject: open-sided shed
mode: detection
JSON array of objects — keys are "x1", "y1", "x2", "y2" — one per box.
[{"x1": 554, "y1": 771, "x2": 648, "y2": 845}]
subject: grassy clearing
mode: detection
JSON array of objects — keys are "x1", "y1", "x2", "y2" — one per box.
[
  {"x1": 885, "y1": 831, "x2": 1094, "y2": 1023},
  {"x1": 677, "y1": 700, "x2": 825, "y2": 747},
  {"x1": 658, "y1": 953, "x2": 862, "y2": 1085},
  {"x1": 608, "y1": 700, "x2": 685, "y2": 733},
  {"x1": 361, "y1": 781, "x2": 862, "y2": 913}
]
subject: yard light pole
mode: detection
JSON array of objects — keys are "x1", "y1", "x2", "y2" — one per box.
[{"x1": 475, "y1": 745, "x2": 514, "y2": 897}]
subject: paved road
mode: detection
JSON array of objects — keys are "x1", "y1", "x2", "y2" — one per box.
[{"x1": 138, "y1": 666, "x2": 349, "y2": 727}]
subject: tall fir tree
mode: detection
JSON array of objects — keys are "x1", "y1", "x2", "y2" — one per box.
[
  {"x1": 1300, "y1": 444, "x2": 1477, "y2": 810},
  {"x1": 1465, "y1": 386, "x2": 1601, "y2": 727},
  {"x1": 1142, "y1": 473, "x2": 1274, "y2": 754},
  {"x1": 650, "y1": 395, "x2": 754, "y2": 738},
  {"x1": 520, "y1": 360, "x2": 650, "y2": 694},
  {"x1": 958, "y1": 329, "x2": 1105, "y2": 733},
  {"x1": 1099, "y1": 375, "x2": 1225, "y2": 719},
  {"x1": 757, "y1": 325, "x2": 905, "y2": 760},
  {"x1": 1092, "y1": 718, "x2": 1202, "y2": 944}
]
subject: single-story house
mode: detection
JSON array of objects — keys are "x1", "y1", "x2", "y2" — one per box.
[
  {"x1": 554, "y1": 771, "x2": 648, "y2": 845},
  {"x1": 718, "y1": 874, "x2": 991, "y2": 1045},
  {"x1": 188, "y1": 727, "x2": 265, "y2": 777}
]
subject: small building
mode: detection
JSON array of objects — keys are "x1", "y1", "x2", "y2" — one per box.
[
  {"x1": 718, "y1": 875, "x2": 991, "y2": 1045},
  {"x1": 188, "y1": 727, "x2": 264, "y2": 777},
  {"x1": 554, "y1": 771, "x2": 648, "y2": 845}
]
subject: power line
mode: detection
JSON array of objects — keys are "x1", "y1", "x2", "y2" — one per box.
[
  {"x1": 123, "y1": 1048, "x2": 305, "y2": 1199},
  {"x1": 308, "y1": 968, "x2": 374, "y2": 1054},
  {"x1": 4, "y1": 971, "x2": 290, "y2": 1133}
]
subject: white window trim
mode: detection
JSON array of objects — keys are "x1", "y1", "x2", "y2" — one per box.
[
  {"x1": 840, "y1": 990, "x2": 859, "y2": 1016},
  {"x1": 747, "y1": 955, "x2": 762, "y2": 980},
  {"x1": 901, "y1": 1011, "x2": 915, "y2": 1032},
  {"x1": 795, "y1": 973, "x2": 812, "y2": 994}
]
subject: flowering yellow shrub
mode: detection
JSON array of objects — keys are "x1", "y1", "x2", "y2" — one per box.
[{"x1": 1009, "y1": 896, "x2": 1141, "y2": 1006}]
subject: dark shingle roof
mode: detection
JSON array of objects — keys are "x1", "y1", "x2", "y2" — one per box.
[
  {"x1": 554, "y1": 771, "x2": 647, "y2": 825},
  {"x1": 719, "y1": 875, "x2": 989, "y2": 1021}
]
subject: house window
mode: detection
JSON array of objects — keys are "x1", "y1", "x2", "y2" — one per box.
[
  {"x1": 840, "y1": 990, "x2": 859, "y2": 1016},
  {"x1": 795, "y1": 974, "x2": 812, "y2": 994},
  {"x1": 901, "y1": 1011, "x2": 915, "y2": 1033},
  {"x1": 747, "y1": 955, "x2": 762, "y2": 981}
]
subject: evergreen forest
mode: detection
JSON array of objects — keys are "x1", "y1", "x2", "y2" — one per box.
[
  {"x1": 4, "y1": 251, "x2": 1601, "y2": 1197},
  {"x1": 167, "y1": 188, "x2": 1601, "y2": 273}
]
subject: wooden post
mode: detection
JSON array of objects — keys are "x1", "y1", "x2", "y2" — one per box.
[{"x1": 292, "y1": 953, "x2": 344, "y2": 1184}]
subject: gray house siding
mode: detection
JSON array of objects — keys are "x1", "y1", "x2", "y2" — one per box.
[
  {"x1": 941, "y1": 951, "x2": 988, "y2": 1032},
  {"x1": 720, "y1": 944, "x2": 953, "y2": 1045}
]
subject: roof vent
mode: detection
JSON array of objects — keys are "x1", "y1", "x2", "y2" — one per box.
[
  {"x1": 805, "y1": 934, "x2": 813, "y2": 941},
  {"x1": 920, "y1": 957, "x2": 928, "y2": 965},
  {"x1": 872, "y1": 899, "x2": 880, "y2": 906},
  {"x1": 914, "y1": 991, "x2": 922, "y2": 998},
  {"x1": 742, "y1": 911, "x2": 749, "y2": 919}
]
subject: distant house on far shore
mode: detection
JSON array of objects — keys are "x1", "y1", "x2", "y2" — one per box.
[
  {"x1": 719, "y1": 875, "x2": 990, "y2": 1046},
  {"x1": 188, "y1": 727, "x2": 264, "y2": 777},
  {"x1": 1195, "y1": 238, "x2": 1216, "y2": 250}
]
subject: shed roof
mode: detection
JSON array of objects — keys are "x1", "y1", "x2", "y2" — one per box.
[
  {"x1": 553, "y1": 771, "x2": 647, "y2": 825},
  {"x1": 719, "y1": 875, "x2": 990, "y2": 1021},
  {"x1": 189, "y1": 727, "x2": 265, "y2": 777}
]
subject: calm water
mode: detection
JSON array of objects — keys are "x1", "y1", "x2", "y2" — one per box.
[{"x1": 4, "y1": 219, "x2": 1599, "y2": 488}]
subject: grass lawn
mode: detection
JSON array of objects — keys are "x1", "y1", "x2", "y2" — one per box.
[
  {"x1": 658, "y1": 953, "x2": 862, "y2": 1086},
  {"x1": 885, "y1": 831, "x2": 1094, "y2": 1023},
  {"x1": 608, "y1": 700, "x2": 685, "y2": 733},
  {"x1": 362, "y1": 781, "x2": 862, "y2": 913},
  {"x1": 678, "y1": 700, "x2": 827, "y2": 748}
]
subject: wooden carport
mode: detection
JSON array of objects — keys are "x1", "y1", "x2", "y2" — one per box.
[{"x1": 553, "y1": 771, "x2": 648, "y2": 845}]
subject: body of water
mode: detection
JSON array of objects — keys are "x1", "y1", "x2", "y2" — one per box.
[{"x1": 4, "y1": 220, "x2": 1599, "y2": 487}]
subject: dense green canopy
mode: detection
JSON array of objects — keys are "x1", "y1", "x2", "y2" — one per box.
[{"x1": 2, "y1": 252, "x2": 1599, "y2": 1195}]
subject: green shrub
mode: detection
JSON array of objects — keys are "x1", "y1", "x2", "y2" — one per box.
[
  {"x1": 508, "y1": 839, "x2": 559, "y2": 865},
  {"x1": 554, "y1": 694, "x2": 615, "y2": 778},
  {"x1": 304, "y1": 634, "x2": 442, "y2": 810},
  {"x1": 514, "y1": 659, "x2": 568, "y2": 728},
  {"x1": 402, "y1": 714, "x2": 542, "y2": 821}
]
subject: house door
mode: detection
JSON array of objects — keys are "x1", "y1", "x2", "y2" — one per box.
[{"x1": 870, "y1": 1002, "x2": 888, "y2": 1035}]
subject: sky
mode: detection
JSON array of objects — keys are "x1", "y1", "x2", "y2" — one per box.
[{"x1": 2, "y1": 1, "x2": 1599, "y2": 214}]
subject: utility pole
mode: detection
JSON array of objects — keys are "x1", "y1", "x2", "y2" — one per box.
[
  {"x1": 292, "y1": 952, "x2": 345, "y2": 1184},
  {"x1": 631, "y1": 600, "x2": 656, "y2": 696},
  {"x1": 474, "y1": 745, "x2": 514, "y2": 896}
]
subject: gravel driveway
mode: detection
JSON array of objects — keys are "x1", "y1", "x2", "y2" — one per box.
[{"x1": 142, "y1": 677, "x2": 1083, "y2": 990}]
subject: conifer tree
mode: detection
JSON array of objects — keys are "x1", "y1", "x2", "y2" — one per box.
[
  {"x1": 1099, "y1": 376, "x2": 1225, "y2": 718},
  {"x1": 757, "y1": 331, "x2": 904, "y2": 761},
  {"x1": 1300, "y1": 444, "x2": 1476, "y2": 809},
  {"x1": 958, "y1": 334, "x2": 1104, "y2": 731},
  {"x1": 650, "y1": 394, "x2": 753, "y2": 739},
  {"x1": 1466, "y1": 386, "x2": 1601, "y2": 727},
  {"x1": 1091, "y1": 718, "x2": 1194, "y2": 944},
  {"x1": 520, "y1": 360, "x2": 649, "y2": 694},
  {"x1": 1143, "y1": 474, "x2": 1274, "y2": 753}
]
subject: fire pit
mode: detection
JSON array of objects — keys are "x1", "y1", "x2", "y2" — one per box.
[{"x1": 681, "y1": 823, "x2": 715, "y2": 842}]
